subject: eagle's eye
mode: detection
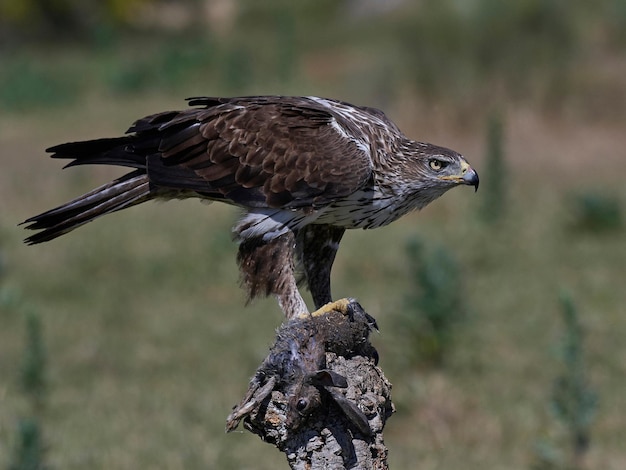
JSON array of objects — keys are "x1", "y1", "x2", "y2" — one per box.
[{"x1": 429, "y1": 159, "x2": 447, "y2": 171}]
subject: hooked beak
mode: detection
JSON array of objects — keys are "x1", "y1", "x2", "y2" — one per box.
[
  {"x1": 438, "y1": 160, "x2": 480, "y2": 192},
  {"x1": 462, "y1": 166, "x2": 480, "y2": 192}
]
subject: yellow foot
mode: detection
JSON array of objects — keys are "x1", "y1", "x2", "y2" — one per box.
[{"x1": 302, "y1": 298, "x2": 352, "y2": 319}]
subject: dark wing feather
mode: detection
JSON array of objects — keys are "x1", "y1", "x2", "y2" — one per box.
[{"x1": 149, "y1": 97, "x2": 373, "y2": 210}]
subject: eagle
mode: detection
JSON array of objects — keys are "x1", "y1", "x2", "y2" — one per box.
[{"x1": 23, "y1": 96, "x2": 479, "y2": 319}]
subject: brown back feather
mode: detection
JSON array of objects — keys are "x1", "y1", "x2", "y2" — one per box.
[{"x1": 148, "y1": 97, "x2": 373, "y2": 209}]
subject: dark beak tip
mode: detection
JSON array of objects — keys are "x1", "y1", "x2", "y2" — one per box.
[{"x1": 463, "y1": 168, "x2": 479, "y2": 192}]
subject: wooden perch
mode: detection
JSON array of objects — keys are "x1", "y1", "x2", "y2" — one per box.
[{"x1": 226, "y1": 300, "x2": 394, "y2": 469}]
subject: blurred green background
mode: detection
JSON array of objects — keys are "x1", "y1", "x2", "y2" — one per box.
[{"x1": 1, "y1": 1, "x2": 625, "y2": 468}]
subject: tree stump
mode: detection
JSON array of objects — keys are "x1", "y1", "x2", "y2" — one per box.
[{"x1": 226, "y1": 300, "x2": 394, "y2": 469}]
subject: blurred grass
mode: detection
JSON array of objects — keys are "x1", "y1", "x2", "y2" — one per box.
[
  {"x1": 568, "y1": 191, "x2": 623, "y2": 233},
  {"x1": 1, "y1": 1, "x2": 626, "y2": 469},
  {"x1": 2, "y1": 0, "x2": 626, "y2": 117},
  {"x1": 396, "y1": 236, "x2": 467, "y2": 367}
]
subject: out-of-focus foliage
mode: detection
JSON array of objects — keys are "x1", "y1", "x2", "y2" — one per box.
[
  {"x1": 0, "y1": 0, "x2": 150, "y2": 41},
  {"x1": 8, "y1": 418, "x2": 47, "y2": 470},
  {"x1": 1, "y1": 0, "x2": 625, "y2": 117},
  {"x1": 533, "y1": 293, "x2": 597, "y2": 470},
  {"x1": 2, "y1": 235, "x2": 50, "y2": 470},
  {"x1": 568, "y1": 191, "x2": 622, "y2": 233},
  {"x1": 20, "y1": 312, "x2": 47, "y2": 407},
  {"x1": 0, "y1": 58, "x2": 78, "y2": 110},
  {"x1": 479, "y1": 111, "x2": 507, "y2": 224},
  {"x1": 9, "y1": 314, "x2": 50, "y2": 470},
  {"x1": 398, "y1": 237, "x2": 466, "y2": 367},
  {"x1": 398, "y1": 0, "x2": 579, "y2": 97}
]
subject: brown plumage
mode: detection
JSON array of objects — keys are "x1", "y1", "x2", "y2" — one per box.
[{"x1": 22, "y1": 96, "x2": 479, "y2": 319}]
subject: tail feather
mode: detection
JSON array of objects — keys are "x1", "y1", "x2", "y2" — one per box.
[
  {"x1": 23, "y1": 170, "x2": 151, "y2": 245},
  {"x1": 23, "y1": 108, "x2": 206, "y2": 244},
  {"x1": 47, "y1": 136, "x2": 148, "y2": 169}
]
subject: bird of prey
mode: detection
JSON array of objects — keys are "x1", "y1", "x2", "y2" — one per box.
[{"x1": 23, "y1": 96, "x2": 479, "y2": 319}]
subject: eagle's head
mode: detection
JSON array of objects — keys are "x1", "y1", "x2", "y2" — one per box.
[
  {"x1": 424, "y1": 146, "x2": 479, "y2": 192},
  {"x1": 394, "y1": 141, "x2": 479, "y2": 211}
]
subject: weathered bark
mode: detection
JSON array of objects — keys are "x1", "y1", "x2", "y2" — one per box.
[{"x1": 227, "y1": 301, "x2": 394, "y2": 469}]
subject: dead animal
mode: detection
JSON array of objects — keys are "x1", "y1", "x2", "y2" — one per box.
[{"x1": 227, "y1": 299, "x2": 378, "y2": 437}]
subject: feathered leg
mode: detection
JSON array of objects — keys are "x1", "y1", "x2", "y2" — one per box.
[
  {"x1": 296, "y1": 225, "x2": 345, "y2": 309},
  {"x1": 237, "y1": 231, "x2": 308, "y2": 319}
]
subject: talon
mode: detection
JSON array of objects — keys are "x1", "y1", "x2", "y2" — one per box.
[{"x1": 306, "y1": 298, "x2": 353, "y2": 318}]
